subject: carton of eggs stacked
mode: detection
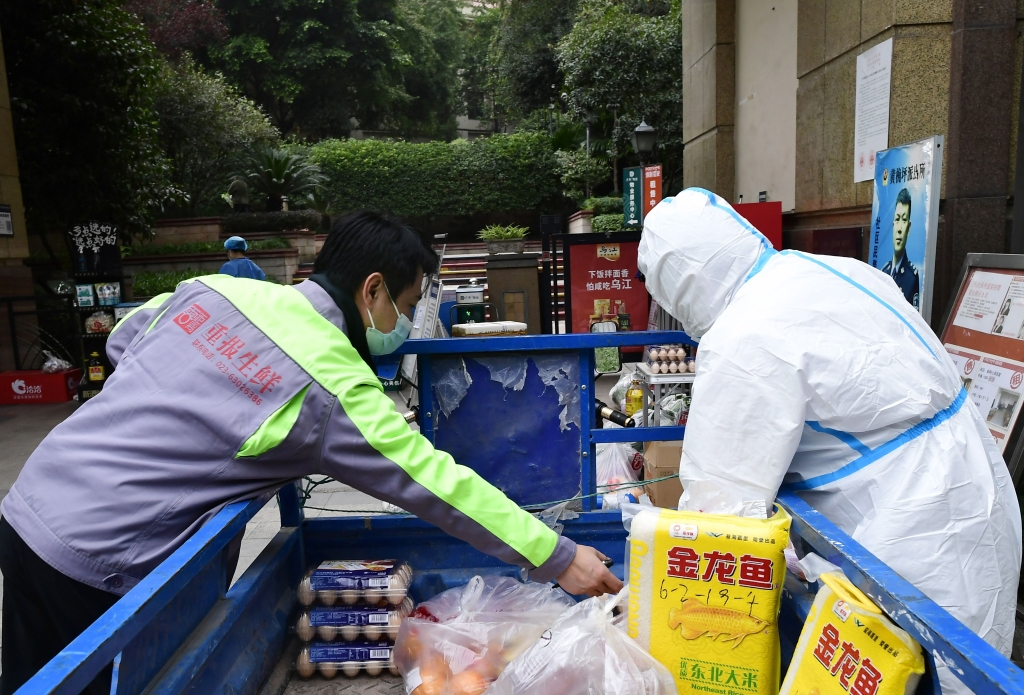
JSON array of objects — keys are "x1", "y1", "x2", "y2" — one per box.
[
  {"x1": 297, "y1": 559, "x2": 412, "y2": 608},
  {"x1": 645, "y1": 344, "x2": 694, "y2": 374},
  {"x1": 295, "y1": 641, "x2": 398, "y2": 679},
  {"x1": 296, "y1": 597, "x2": 415, "y2": 643}
]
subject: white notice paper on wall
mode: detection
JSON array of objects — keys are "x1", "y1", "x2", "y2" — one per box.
[{"x1": 853, "y1": 38, "x2": 892, "y2": 183}]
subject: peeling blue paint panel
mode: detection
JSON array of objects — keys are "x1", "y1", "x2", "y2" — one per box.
[{"x1": 432, "y1": 355, "x2": 582, "y2": 508}]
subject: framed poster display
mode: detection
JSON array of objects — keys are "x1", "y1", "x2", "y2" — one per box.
[{"x1": 940, "y1": 253, "x2": 1024, "y2": 480}]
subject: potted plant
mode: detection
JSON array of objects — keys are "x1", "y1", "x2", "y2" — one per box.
[{"x1": 477, "y1": 224, "x2": 529, "y2": 254}]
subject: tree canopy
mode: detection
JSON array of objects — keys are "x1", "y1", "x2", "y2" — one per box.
[
  {"x1": 204, "y1": 0, "x2": 468, "y2": 141},
  {"x1": 0, "y1": 0, "x2": 175, "y2": 240},
  {"x1": 489, "y1": 0, "x2": 578, "y2": 121},
  {"x1": 125, "y1": 0, "x2": 228, "y2": 60},
  {"x1": 557, "y1": 0, "x2": 683, "y2": 191},
  {"x1": 154, "y1": 57, "x2": 279, "y2": 215}
]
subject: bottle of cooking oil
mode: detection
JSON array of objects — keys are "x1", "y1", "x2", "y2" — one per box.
[
  {"x1": 625, "y1": 377, "x2": 644, "y2": 417},
  {"x1": 87, "y1": 352, "x2": 106, "y2": 382}
]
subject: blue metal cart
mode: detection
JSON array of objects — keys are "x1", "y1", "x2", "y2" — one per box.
[{"x1": 15, "y1": 332, "x2": 1024, "y2": 694}]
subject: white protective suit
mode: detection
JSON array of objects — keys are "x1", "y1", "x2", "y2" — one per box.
[{"x1": 638, "y1": 188, "x2": 1022, "y2": 693}]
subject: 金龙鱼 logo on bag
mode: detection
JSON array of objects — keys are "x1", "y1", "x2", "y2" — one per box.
[{"x1": 668, "y1": 523, "x2": 698, "y2": 540}]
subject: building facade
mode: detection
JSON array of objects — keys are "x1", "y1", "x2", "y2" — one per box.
[
  {"x1": 682, "y1": 0, "x2": 1024, "y2": 327},
  {"x1": 0, "y1": 22, "x2": 31, "y2": 371}
]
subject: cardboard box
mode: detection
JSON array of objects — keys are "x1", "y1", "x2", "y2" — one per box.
[
  {"x1": 643, "y1": 440, "x2": 683, "y2": 508},
  {"x1": 0, "y1": 369, "x2": 82, "y2": 404}
]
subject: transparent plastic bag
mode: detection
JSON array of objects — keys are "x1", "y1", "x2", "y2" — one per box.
[
  {"x1": 41, "y1": 350, "x2": 72, "y2": 374},
  {"x1": 394, "y1": 575, "x2": 575, "y2": 695},
  {"x1": 487, "y1": 588, "x2": 677, "y2": 695},
  {"x1": 609, "y1": 369, "x2": 636, "y2": 410},
  {"x1": 597, "y1": 443, "x2": 641, "y2": 508}
]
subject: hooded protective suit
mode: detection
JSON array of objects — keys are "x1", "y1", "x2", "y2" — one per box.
[{"x1": 638, "y1": 188, "x2": 1021, "y2": 693}]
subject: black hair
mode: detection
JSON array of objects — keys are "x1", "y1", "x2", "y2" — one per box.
[
  {"x1": 309, "y1": 212, "x2": 437, "y2": 369},
  {"x1": 314, "y1": 211, "x2": 438, "y2": 295},
  {"x1": 896, "y1": 187, "x2": 912, "y2": 213}
]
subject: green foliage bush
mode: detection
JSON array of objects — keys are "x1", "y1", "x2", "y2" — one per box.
[
  {"x1": 127, "y1": 237, "x2": 290, "y2": 257},
  {"x1": 582, "y1": 196, "x2": 623, "y2": 215},
  {"x1": 592, "y1": 213, "x2": 626, "y2": 233},
  {"x1": 224, "y1": 211, "x2": 322, "y2": 234},
  {"x1": 477, "y1": 224, "x2": 528, "y2": 240},
  {"x1": 309, "y1": 134, "x2": 560, "y2": 217},
  {"x1": 555, "y1": 149, "x2": 610, "y2": 204},
  {"x1": 132, "y1": 269, "x2": 214, "y2": 297},
  {"x1": 155, "y1": 58, "x2": 279, "y2": 215}
]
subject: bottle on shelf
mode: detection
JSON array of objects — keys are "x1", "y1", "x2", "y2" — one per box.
[{"x1": 87, "y1": 352, "x2": 106, "y2": 382}]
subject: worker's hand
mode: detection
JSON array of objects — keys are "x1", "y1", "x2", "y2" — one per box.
[{"x1": 556, "y1": 545, "x2": 623, "y2": 597}]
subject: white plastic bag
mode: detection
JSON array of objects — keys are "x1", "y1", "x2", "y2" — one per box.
[
  {"x1": 41, "y1": 350, "x2": 72, "y2": 374},
  {"x1": 597, "y1": 443, "x2": 641, "y2": 508},
  {"x1": 394, "y1": 576, "x2": 575, "y2": 694},
  {"x1": 487, "y1": 588, "x2": 677, "y2": 695},
  {"x1": 609, "y1": 368, "x2": 636, "y2": 410}
]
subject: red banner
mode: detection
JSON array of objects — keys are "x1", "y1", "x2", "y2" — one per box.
[
  {"x1": 643, "y1": 165, "x2": 663, "y2": 217},
  {"x1": 568, "y1": 241, "x2": 649, "y2": 334}
]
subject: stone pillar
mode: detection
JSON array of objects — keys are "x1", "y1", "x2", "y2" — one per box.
[
  {"x1": 934, "y1": 0, "x2": 1017, "y2": 325},
  {"x1": 682, "y1": 0, "x2": 736, "y2": 199}
]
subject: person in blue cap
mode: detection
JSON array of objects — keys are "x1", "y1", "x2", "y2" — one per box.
[{"x1": 220, "y1": 236, "x2": 266, "y2": 280}]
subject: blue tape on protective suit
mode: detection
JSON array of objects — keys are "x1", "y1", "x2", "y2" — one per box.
[
  {"x1": 805, "y1": 420, "x2": 871, "y2": 456},
  {"x1": 780, "y1": 250, "x2": 938, "y2": 360},
  {"x1": 745, "y1": 248, "x2": 778, "y2": 281},
  {"x1": 690, "y1": 187, "x2": 775, "y2": 253},
  {"x1": 785, "y1": 388, "x2": 968, "y2": 491}
]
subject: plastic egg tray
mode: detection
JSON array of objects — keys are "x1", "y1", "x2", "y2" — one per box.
[
  {"x1": 296, "y1": 597, "x2": 414, "y2": 643},
  {"x1": 644, "y1": 344, "x2": 695, "y2": 374},
  {"x1": 294, "y1": 641, "x2": 398, "y2": 679},
  {"x1": 297, "y1": 560, "x2": 412, "y2": 607}
]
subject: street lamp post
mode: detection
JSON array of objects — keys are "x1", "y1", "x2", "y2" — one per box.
[{"x1": 631, "y1": 120, "x2": 657, "y2": 167}]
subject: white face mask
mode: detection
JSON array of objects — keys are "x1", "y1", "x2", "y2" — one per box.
[{"x1": 365, "y1": 284, "x2": 412, "y2": 355}]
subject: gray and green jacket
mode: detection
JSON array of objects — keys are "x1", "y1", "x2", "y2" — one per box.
[{"x1": 1, "y1": 276, "x2": 574, "y2": 595}]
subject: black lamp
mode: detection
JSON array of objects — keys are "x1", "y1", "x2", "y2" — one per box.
[{"x1": 631, "y1": 120, "x2": 657, "y2": 165}]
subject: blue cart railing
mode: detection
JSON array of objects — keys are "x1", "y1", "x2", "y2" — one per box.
[{"x1": 15, "y1": 331, "x2": 1024, "y2": 694}]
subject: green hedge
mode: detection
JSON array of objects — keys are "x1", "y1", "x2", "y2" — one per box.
[
  {"x1": 309, "y1": 134, "x2": 561, "y2": 218},
  {"x1": 593, "y1": 213, "x2": 626, "y2": 233},
  {"x1": 126, "y1": 237, "x2": 291, "y2": 257},
  {"x1": 582, "y1": 196, "x2": 623, "y2": 215},
  {"x1": 223, "y1": 210, "x2": 321, "y2": 234},
  {"x1": 132, "y1": 269, "x2": 214, "y2": 297}
]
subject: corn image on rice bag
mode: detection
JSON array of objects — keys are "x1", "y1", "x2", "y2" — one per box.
[
  {"x1": 626, "y1": 505, "x2": 791, "y2": 695},
  {"x1": 780, "y1": 564, "x2": 924, "y2": 695}
]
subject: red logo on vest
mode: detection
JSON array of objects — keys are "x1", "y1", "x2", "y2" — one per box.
[{"x1": 174, "y1": 304, "x2": 211, "y2": 335}]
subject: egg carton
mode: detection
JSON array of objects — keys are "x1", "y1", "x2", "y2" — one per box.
[
  {"x1": 296, "y1": 597, "x2": 414, "y2": 643},
  {"x1": 645, "y1": 359, "x2": 694, "y2": 374},
  {"x1": 295, "y1": 641, "x2": 398, "y2": 679},
  {"x1": 297, "y1": 560, "x2": 412, "y2": 607},
  {"x1": 645, "y1": 344, "x2": 690, "y2": 364}
]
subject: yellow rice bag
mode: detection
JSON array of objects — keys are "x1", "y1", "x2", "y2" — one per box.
[
  {"x1": 627, "y1": 506, "x2": 791, "y2": 695},
  {"x1": 780, "y1": 567, "x2": 924, "y2": 695}
]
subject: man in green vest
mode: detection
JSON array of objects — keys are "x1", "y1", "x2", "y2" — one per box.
[{"x1": 0, "y1": 211, "x2": 620, "y2": 694}]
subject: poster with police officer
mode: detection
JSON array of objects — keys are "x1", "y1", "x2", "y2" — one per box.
[{"x1": 867, "y1": 135, "x2": 944, "y2": 318}]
